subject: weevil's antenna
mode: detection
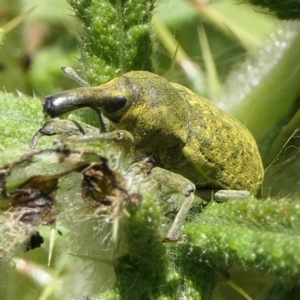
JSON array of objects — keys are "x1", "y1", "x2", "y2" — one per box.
[{"x1": 61, "y1": 66, "x2": 89, "y2": 87}]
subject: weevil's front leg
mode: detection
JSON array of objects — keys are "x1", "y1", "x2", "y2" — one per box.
[
  {"x1": 149, "y1": 167, "x2": 195, "y2": 240},
  {"x1": 66, "y1": 130, "x2": 134, "y2": 152},
  {"x1": 30, "y1": 119, "x2": 98, "y2": 148}
]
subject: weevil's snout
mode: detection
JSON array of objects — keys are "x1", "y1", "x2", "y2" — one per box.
[
  {"x1": 43, "y1": 75, "x2": 136, "y2": 121},
  {"x1": 44, "y1": 94, "x2": 71, "y2": 117},
  {"x1": 43, "y1": 87, "x2": 100, "y2": 118}
]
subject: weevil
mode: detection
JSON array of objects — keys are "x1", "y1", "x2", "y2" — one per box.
[{"x1": 32, "y1": 71, "x2": 264, "y2": 239}]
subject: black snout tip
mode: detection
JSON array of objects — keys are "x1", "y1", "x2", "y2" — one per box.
[{"x1": 43, "y1": 95, "x2": 70, "y2": 117}]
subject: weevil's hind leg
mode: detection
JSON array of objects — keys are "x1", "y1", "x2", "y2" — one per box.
[
  {"x1": 213, "y1": 190, "x2": 251, "y2": 202},
  {"x1": 195, "y1": 189, "x2": 252, "y2": 203},
  {"x1": 166, "y1": 191, "x2": 194, "y2": 240},
  {"x1": 149, "y1": 167, "x2": 195, "y2": 240}
]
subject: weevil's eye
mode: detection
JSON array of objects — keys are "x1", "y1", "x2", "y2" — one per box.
[{"x1": 104, "y1": 95, "x2": 127, "y2": 113}]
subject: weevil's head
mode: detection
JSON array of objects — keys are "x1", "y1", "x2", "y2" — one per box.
[{"x1": 44, "y1": 71, "x2": 188, "y2": 151}]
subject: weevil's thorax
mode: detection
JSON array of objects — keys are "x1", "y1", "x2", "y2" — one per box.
[{"x1": 103, "y1": 72, "x2": 189, "y2": 156}]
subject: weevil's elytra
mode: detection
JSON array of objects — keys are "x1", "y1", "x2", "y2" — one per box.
[{"x1": 43, "y1": 71, "x2": 264, "y2": 194}]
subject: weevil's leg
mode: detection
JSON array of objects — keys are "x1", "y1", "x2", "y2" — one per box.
[
  {"x1": 29, "y1": 119, "x2": 98, "y2": 149},
  {"x1": 94, "y1": 107, "x2": 107, "y2": 133},
  {"x1": 30, "y1": 131, "x2": 43, "y2": 149},
  {"x1": 195, "y1": 189, "x2": 251, "y2": 203},
  {"x1": 220, "y1": 270, "x2": 253, "y2": 300},
  {"x1": 213, "y1": 190, "x2": 251, "y2": 202},
  {"x1": 66, "y1": 130, "x2": 134, "y2": 152},
  {"x1": 167, "y1": 192, "x2": 194, "y2": 240},
  {"x1": 149, "y1": 167, "x2": 195, "y2": 240}
]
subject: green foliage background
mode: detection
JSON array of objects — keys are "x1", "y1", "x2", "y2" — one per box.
[{"x1": 0, "y1": 0, "x2": 300, "y2": 299}]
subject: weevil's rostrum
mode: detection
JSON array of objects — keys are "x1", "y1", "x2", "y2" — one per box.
[{"x1": 44, "y1": 71, "x2": 264, "y2": 194}]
